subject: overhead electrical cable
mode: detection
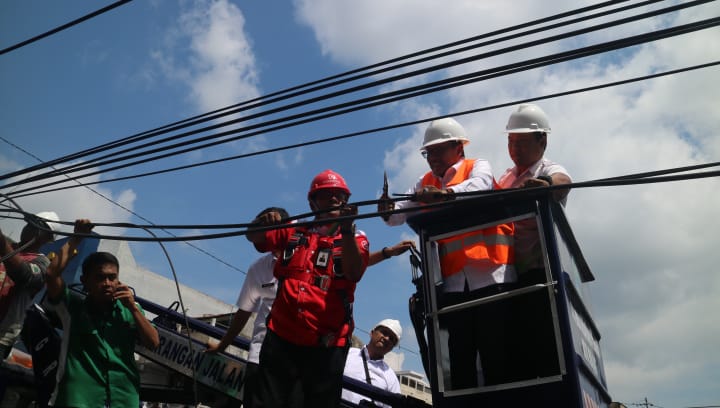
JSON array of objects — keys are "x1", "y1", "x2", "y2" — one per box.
[
  {"x1": 9, "y1": 0, "x2": 715, "y2": 371},
  {"x1": 6, "y1": 60, "x2": 718, "y2": 199},
  {"x1": 2, "y1": 203, "x2": 345, "y2": 232},
  {"x1": 9, "y1": 3, "x2": 716, "y2": 193},
  {"x1": 14, "y1": 165, "x2": 720, "y2": 243},
  {"x1": 4, "y1": 13, "x2": 718, "y2": 196},
  {"x1": 0, "y1": 0, "x2": 133, "y2": 56},
  {"x1": 65, "y1": 0, "x2": 666, "y2": 160},
  {"x1": 0, "y1": 193, "x2": 421, "y2": 367},
  {"x1": 13, "y1": 0, "x2": 710, "y2": 187},
  {"x1": 0, "y1": 136, "x2": 248, "y2": 275},
  {"x1": 0, "y1": 0, "x2": 642, "y2": 180},
  {"x1": 4, "y1": 2, "x2": 708, "y2": 284},
  {"x1": 141, "y1": 227, "x2": 201, "y2": 404}
]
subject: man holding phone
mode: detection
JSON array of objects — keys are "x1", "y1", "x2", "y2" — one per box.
[{"x1": 44, "y1": 220, "x2": 159, "y2": 408}]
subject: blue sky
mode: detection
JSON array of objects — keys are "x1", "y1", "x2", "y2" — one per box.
[{"x1": 2, "y1": 1, "x2": 720, "y2": 406}]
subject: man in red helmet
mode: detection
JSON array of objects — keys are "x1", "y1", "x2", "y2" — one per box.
[{"x1": 246, "y1": 169, "x2": 370, "y2": 408}]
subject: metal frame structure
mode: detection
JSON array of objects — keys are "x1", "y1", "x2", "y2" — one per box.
[{"x1": 407, "y1": 190, "x2": 612, "y2": 407}]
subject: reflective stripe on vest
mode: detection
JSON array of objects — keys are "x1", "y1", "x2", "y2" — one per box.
[
  {"x1": 420, "y1": 159, "x2": 515, "y2": 277},
  {"x1": 437, "y1": 224, "x2": 514, "y2": 277}
]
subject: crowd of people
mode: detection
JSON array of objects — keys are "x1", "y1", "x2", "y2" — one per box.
[{"x1": 0, "y1": 103, "x2": 570, "y2": 407}]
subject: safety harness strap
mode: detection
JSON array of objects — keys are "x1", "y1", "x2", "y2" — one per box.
[{"x1": 276, "y1": 269, "x2": 355, "y2": 291}]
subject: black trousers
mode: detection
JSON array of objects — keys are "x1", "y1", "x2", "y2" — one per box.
[
  {"x1": 441, "y1": 284, "x2": 516, "y2": 389},
  {"x1": 249, "y1": 329, "x2": 349, "y2": 408},
  {"x1": 240, "y1": 362, "x2": 259, "y2": 408},
  {"x1": 511, "y1": 268, "x2": 560, "y2": 380}
]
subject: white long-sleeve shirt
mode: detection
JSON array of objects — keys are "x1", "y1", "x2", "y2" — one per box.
[
  {"x1": 342, "y1": 347, "x2": 401, "y2": 407},
  {"x1": 386, "y1": 158, "x2": 516, "y2": 292},
  {"x1": 385, "y1": 158, "x2": 495, "y2": 226}
]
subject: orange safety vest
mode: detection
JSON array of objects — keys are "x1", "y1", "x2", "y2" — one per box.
[{"x1": 421, "y1": 159, "x2": 515, "y2": 278}]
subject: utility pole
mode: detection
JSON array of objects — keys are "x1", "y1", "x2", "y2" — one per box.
[{"x1": 629, "y1": 397, "x2": 652, "y2": 408}]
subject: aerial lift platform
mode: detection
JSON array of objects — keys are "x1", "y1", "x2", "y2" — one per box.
[{"x1": 405, "y1": 189, "x2": 612, "y2": 407}]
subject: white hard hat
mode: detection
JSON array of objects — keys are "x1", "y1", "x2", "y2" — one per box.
[
  {"x1": 374, "y1": 319, "x2": 402, "y2": 343},
  {"x1": 420, "y1": 117, "x2": 470, "y2": 150},
  {"x1": 34, "y1": 211, "x2": 60, "y2": 237},
  {"x1": 505, "y1": 103, "x2": 551, "y2": 133}
]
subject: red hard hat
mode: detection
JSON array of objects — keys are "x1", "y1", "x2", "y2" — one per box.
[{"x1": 308, "y1": 169, "x2": 351, "y2": 199}]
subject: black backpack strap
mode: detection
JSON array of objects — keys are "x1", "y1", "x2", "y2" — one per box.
[{"x1": 361, "y1": 347, "x2": 372, "y2": 385}]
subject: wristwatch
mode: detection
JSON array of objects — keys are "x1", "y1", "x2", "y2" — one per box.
[{"x1": 537, "y1": 175, "x2": 553, "y2": 185}]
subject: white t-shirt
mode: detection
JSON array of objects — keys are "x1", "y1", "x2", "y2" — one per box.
[
  {"x1": 235, "y1": 253, "x2": 277, "y2": 364},
  {"x1": 342, "y1": 347, "x2": 401, "y2": 408},
  {"x1": 498, "y1": 157, "x2": 571, "y2": 273}
]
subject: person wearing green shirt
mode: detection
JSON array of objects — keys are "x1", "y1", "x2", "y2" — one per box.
[{"x1": 45, "y1": 219, "x2": 160, "y2": 408}]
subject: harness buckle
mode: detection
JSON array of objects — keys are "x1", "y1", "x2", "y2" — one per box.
[
  {"x1": 282, "y1": 232, "x2": 307, "y2": 265},
  {"x1": 282, "y1": 247, "x2": 295, "y2": 264},
  {"x1": 313, "y1": 275, "x2": 331, "y2": 291}
]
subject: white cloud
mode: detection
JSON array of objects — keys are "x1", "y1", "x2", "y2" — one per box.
[
  {"x1": 293, "y1": 1, "x2": 720, "y2": 405},
  {"x1": 293, "y1": 0, "x2": 583, "y2": 66},
  {"x1": 145, "y1": 0, "x2": 271, "y2": 164},
  {"x1": 0, "y1": 164, "x2": 136, "y2": 239},
  {"x1": 153, "y1": 0, "x2": 261, "y2": 113},
  {"x1": 0, "y1": 154, "x2": 21, "y2": 173}
]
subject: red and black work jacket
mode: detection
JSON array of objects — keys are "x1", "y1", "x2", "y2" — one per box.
[{"x1": 254, "y1": 225, "x2": 370, "y2": 347}]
